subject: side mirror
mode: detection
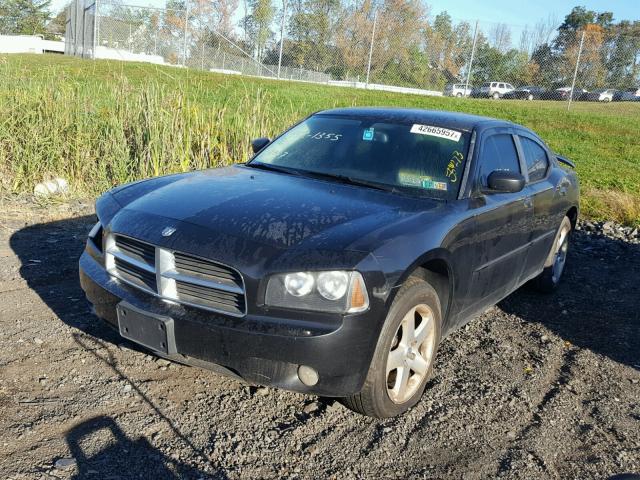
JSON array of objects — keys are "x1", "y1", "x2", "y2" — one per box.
[
  {"x1": 251, "y1": 137, "x2": 270, "y2": 154},
  {"x1": 487, "y1": 170, "x2": 525, "y2": 193}
]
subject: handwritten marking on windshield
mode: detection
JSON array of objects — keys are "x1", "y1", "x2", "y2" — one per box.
[
  {"x1": 445, "y1": 151, "x2": 464, "y2": 183},
  {"x1": 309, "y1": 132, "x2": 342, "y2": 141}
]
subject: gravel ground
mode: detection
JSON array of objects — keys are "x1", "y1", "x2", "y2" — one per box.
[{"x1": 0, "y1": 198, "x2": 638, "y2": 480}]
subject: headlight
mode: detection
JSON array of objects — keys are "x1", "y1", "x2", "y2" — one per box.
[
  {"x1": 265, "y1": 271, "x2": 369, "y2": 313},
  {"x1": 284, "y1": 272, "x2": 314, "y2": 297}
]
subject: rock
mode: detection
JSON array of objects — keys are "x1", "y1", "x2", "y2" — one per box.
[
  {"x1": 255, "y1": 387, "x2": 269, "y2": 396},
  {"x1": 54, "y1": 457, "x2": 76, "y2": 470},
  {"x1": 156, "y1": 358, "x2": 171, "y2": 367},
  {"x1": 303, "y1": 401, "x2": 321, "y2": 415},
  {"x1": 34, "y1": 178, "x2": 69, "y2": 196},
  {"x1": 122, "y1": 384, "x2": 132, "y2": 393},
  {"x1": 33, "y1": 337, "x2": 44, "y2": 346},
  {"x1": 540, "y1": 335, "x2": 549, "y2": 343}
]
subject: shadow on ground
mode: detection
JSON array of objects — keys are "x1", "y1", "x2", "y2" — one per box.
[{"x1": 9, "y1": 215, "x2": 229, "y2": 479}]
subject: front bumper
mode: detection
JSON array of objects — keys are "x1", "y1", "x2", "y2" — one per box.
[{"x1": 79, "y1": 250, "x2": 381, "y2": 397}]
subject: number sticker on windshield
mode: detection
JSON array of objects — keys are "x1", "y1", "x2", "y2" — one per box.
[{"x1": 410, "y1": 124, "x2": 461, "y2": 142}]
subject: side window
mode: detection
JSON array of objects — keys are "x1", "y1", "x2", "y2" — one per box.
[
  {"x1": 499, "y1": 83, "x2": 505, "y2": 89},
  {"x1": 520, "y1": 137, "x2": 549, "y2": 182},
  {"x1": 478, "y1": 134, "x2": 521, "y2": 187}
]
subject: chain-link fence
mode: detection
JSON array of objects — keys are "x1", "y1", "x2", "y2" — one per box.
[{"x1": 64, "y1": 0, "x2": 640, "y2": 107}]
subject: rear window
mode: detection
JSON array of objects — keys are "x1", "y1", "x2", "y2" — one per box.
[
  {"x1": 252, "y1": 115, "x2": 472, "y2": 200},
  {"x1": 520, "y1": 137, "x2": 549, "y2": 182}
]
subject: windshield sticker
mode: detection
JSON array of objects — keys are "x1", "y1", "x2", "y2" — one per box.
[
  {"x1": 423, "y1": 179, "x2": 448, "y2": 191},
  {"x1": 362, "y1": 128, "x2": 375, "y2": 141},
  {"x1": 398, "y1": 172, "x2": 448, "y2": 191},
  {"x1": 309, "y1": 132, "x2": 342, "y2": 141},
  {"x1": 445, "y1": 151, "x2": 465, "y2": 182},
  {"x1": 410, "y1": 124, "x2": 462, "y2": 142}
]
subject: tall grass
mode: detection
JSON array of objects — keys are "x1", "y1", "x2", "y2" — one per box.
[
  {"x1": 1, "y1": 64, "x2": 296, "y2": 193},
  {"x1": 1, "y1": 54, "x2": 639, "y2": 225}
]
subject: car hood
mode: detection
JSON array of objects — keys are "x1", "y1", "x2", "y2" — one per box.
[{"x1": 105, "y1": 166, "x2": 443, "y2": 256}]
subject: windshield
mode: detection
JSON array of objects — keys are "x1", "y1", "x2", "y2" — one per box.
[{"x1": 249, "y1": 115, "x2": 471, "y2": 200}]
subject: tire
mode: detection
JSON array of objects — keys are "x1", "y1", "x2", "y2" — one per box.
[
  {"x1": 534, "y1": 216, "x2": 572, "y2": 293},
  {"x1": 456, "y1": 92, "x2": 462, "y2": 97},
  {"x1": 527, "y1": 94, "x2": 534, "y2": 101},
  {"x1": 341, "y1": 277, "x2": 442, "y2": 418},
  {"x1": 492, "y1": 92, "x2": 500, "y2": 99}
]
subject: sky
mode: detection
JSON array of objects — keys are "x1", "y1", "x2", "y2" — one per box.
[{"x1": 428, "y1": 0, "x2": 638, "y2": 27}]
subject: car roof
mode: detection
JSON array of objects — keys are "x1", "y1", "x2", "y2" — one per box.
[{"x1": 315, "y1": 107, "x2": 512, "y2": 132}]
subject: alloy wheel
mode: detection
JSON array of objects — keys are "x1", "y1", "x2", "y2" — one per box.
[
  {"x1": 386, "y1": 304, "x2": 436, "y2": 404},
  {"x1": 552, "y1": 225, "x2": 570, "y2": 283}
]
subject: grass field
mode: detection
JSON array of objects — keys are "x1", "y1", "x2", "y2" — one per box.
[{"x1": 1, "y1": 54, "x2": 639, "y2": 225}]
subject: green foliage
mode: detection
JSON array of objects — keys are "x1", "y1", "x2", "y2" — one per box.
[
  {"x1": 1, "y1": 54, "x2": 639, "y2": 225},
  {"x1": 0, "y1": 0, "x2": 51, "y2": 34}
]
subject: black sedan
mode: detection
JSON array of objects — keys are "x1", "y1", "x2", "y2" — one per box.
[
  {"x1": 502, "y1": 86, "x2": 548, "y2": 100},
  {"x1": 547, "y1": 87, "x2": 588, "y2": 101},
  {"x1": 80, "y1": 108, "x2": 579, "y2": 418}
]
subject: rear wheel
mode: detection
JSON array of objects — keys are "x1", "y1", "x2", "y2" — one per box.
[
  {"x1": 341, "y1": 277, "x2": 441, "y2": 418},
  {"x1": 534, "y1": 216, "x2": 571, "y2": 293},
  {"x1": 492, "y1": 92, "x2": 500, "y2": 99},
  {"x1": 527, "y1": 93, "x2": 534, "y2": 101},
  {"x1": 456, "y1": 92, "x2": 462, "y2": 97}
]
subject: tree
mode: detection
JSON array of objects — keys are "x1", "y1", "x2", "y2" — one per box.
[
  {"x1": 46, "y1": 8, "x2": 65, "y2": 38},
  {"x1": 285, "y1": 0, "x2": 342, "y2": 71},
  {"x1": 488, "y1": 23, "x2": 511, "y2": 52},
  {"x1": 0, "y1": 0, "x2": 51, "y2": 35},
  {"x1": 244, "y1": 0, "x2": 275, "y2": 60}
]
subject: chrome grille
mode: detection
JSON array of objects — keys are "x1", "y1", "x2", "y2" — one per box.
[
  {"x1": 114, "y1": 257, "x2": 157, "y2": 292},
  {"x1": 104, "y1": 233, "x2": 246, "y2": 316},
  {"x1": 115, "y1": 235, "x2": 155, "y2": 266}
]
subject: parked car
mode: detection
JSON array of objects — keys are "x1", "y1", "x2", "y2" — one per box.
[
  {"x1": 443, "y1": 83, "x2": 473, "y2": 97},
  {"x1": 546, "y1": 87, "x2": 588, "y2": 101},
  {"x1": 502, "y1": 86, "x2": 548, "y2": 100},
  {"x1": 472, "y1": 81, "x2": 515, "y2": 99},
  {"x1": 80, "y1": 108, "x2": 579, "y2": 418},
  {"x1": 613, "y1": 88, "x2": 640, "y2": 102},
  {"x1": 580, "y1": 88, "x2": 616, "y2": 102}
]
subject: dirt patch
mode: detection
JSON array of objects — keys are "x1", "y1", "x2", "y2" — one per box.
[{"x1": 0, "y1": 200, "x2": 638, "y2": 479}]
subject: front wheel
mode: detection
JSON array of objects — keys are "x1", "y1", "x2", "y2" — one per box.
[
  {"x1": 341, "y1": 277, "x2": 441, "y2": 418},
  {"x1": 534, "y1": 216, "x2": 571, "y2": 293},
  {"x1": 456, "y1": 92, "x2": 462, "y2": 97},
  {"x1": 527, "y1": 94, "x2": 534, "y2": 101},
  {"x1": 492, "y1": 92, "x2": 500, "y2": 99}
]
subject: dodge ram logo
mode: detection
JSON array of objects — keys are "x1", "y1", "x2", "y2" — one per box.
[{"x1": 161, "y1": 227, "x2": 176, "y2": 237}]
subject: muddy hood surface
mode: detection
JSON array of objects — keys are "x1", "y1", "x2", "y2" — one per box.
[{"x1": 106, "y1": 166, "x2": 443, "y2": 256}]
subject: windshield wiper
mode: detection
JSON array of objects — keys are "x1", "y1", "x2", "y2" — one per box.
[
  {"x1": 299, "y1": 170, "x2": 399, "y2": 193},
  {"x1": 245, "y1": 162, "x2": 304, "y2": 177}
]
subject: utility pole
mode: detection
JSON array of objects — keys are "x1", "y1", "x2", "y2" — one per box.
[
  {"x1": 92, "y1": 0, "x2": 98, "y2": 58},
  {"x1": 567, "y1": 29, "x2": 585, "y2": 111},
  {"x1": 277, "y1": 0, "x2": 286, "y2": 79},
  {"x1": 365, "y1": 10, "x2": 377, "y2": 87},
  {"x1": 464, "y1": 20, "x2": 478, "y2": 97},
  {"x1": 183, "y1": 0, "x2": 189, "y2": 66}
]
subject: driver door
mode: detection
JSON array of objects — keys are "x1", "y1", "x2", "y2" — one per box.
[{"x1": 463, "y1": 130, "x2": 533, "y2": 313}]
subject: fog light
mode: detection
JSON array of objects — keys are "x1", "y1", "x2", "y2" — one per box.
[{"x1": 297, "y1": 365, "x2": 319, "y2": 386}]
